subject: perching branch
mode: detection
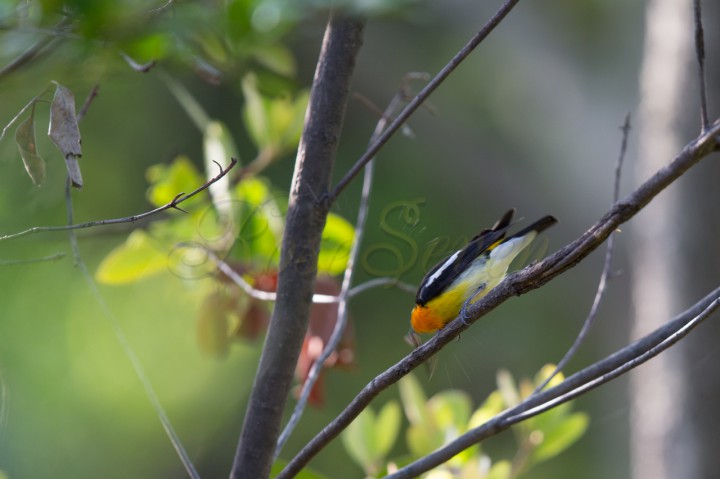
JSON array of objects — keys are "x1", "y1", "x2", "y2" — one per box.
[
  {"x1": 230, "y1": 13, "x2": 365, "y2": 479},
  {"x1": 278, "y1": 120, "x2": 720, "y2": 477},
  {"x1": 387, "y1": 287, "x2": 720, "y2": 478},
  {"x1": 534, "y1": 113, "x2": 631, "y2": 394},
  {"x1": 327, "y1": 0, "x2": 522, "y2": 203},
  {"x1": 0, "y1": 158, "x2": 237, "y2": 242}
]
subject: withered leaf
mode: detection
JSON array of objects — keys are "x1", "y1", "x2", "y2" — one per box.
[
  {"x1": 15, "y1": 104, "x2": 45, "y2": 186},
  {"x1": 48, "y1": 83, "x2": 83, "y2": 188}
]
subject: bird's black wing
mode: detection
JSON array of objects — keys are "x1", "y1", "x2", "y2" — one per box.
[{"x1": 415, "y1": 210, "x2": 515, "y2": 305}]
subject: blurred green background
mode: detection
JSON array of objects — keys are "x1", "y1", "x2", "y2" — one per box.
[{"x1": 0, "y1": 0, "x2": 703, "y2": 477}]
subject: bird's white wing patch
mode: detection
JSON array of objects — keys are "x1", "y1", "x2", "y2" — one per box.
[{"x1": 424, "y1": 249, "x2": 461, "y2": 288}]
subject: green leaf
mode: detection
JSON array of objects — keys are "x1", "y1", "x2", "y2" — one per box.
[
  {"x1": 242, "y1": 74, "x2": 270, "y2": 149},
  {"x1": 318, "y1": 213, "x2": 354, "y2": 275},
  {"x1": 406, "y1": 421, "x2": 443, "y2": 458},
  {"x1": 429, "y1": 390, "x2": 472, "y2": 432},
  {"x1": 252, "y1": 44, "x2": 296, "y2": 76},
  {"x1": 399, "y1": 373, "x2": 429, "y2": 427},
  {"x1": 95, "y1": 230, "x2": 169, "y2": 284},
  {"x1": 486, "y1": 460, "x2": 512, "y2": 479},
  {"x1": 267, "y1": 89, "x2": 308, "y2": 153},
  {"x1": 374, "y1": 400, "x2": 401, "y2": 458},
  {"x1": 146, "y1": 156, "x2": 205, "y2": 208},
  {"x1": 496, "y1": 369, "x2": 520, "y2": 407},
  {"x1": 204, "y1": 120, "x2": 239, "y2": 219},
  {"x1": 531, "y1": 412, "x2": 589, "y2": 464},
  {"x1": 242, "y1": 73, "x2": 308, "y2": 156},
  {"x1": 232, "y1": 177, "x2": 283, "y2": 264},
  {"x1": 341, "y1": 407, "x2": 378, "y2": 473},
  {"x1": 428, "y1": 390, "x2": 474, "y2": 466},
  {"x1": 534, "y1": 363, "x2": 564, "y2": 391},
  {"x1": 468, "y1": 391, "x2": 504, "y2": 430},
  {"x1": 14, "y1": 104, "x2": 45, "y2": 186}
]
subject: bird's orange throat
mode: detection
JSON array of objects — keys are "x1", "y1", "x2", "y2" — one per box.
[{"x1": 411, "y1": 305, "x2": 446, "y2": 334}]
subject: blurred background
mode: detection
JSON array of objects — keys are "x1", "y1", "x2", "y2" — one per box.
[{"x1": 0, "y1": 0, "x2": 718, "y2": 478}]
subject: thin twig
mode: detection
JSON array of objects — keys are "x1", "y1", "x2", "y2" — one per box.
[
  {"x1": 348, "y1": 277, "x2": 417, "y2": 298},
  {"x1": 534, "y1": 113, "x2": 631, "y2": 394},
  {"x1": 64, "y1": 179, "x2": 201, "y2": 478},
  {"x1": 120, "y1": 51, "x2": 157, "y2": 73},
  {"x1": 207, "y1": 248, "x2": 338, "y2": 303},
  {"x1": 693, "y1": 0, "x2": 709, "y2": 131},
  {"x1": 275, "y1": 77, "x2": 418, "y2": 459},
  {"x1": 0, "y1": 85, "x2": 53, "y2": 143},
  {"x1": 386, "y1": 290, "x2": 720, "y2": 478},
  {"x1": 211, "y1": 251, "x2": 415, "y2": 303},
  {"x1": 0, "y1": 17, "x2": 71, "y2": 81},
  {"x1": 327, "y1": 0, "x2": 522, "y2": 203},
  {"x1": 0, "y1": 252, "x2": 66, "y2": 265},
  {"x1": 76, "y1": 84, "x2": 100, "y2": 122},
  {"x1": 0, "y1": 158, "x2": 237, "y2": 242},
  {"x1": 278, "y1": 119, "x2": 720, "y2": 477}
]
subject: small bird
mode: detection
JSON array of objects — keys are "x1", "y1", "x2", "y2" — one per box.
[{"x1": 410, "y1": 209, "x2": 557, "y2": 334}]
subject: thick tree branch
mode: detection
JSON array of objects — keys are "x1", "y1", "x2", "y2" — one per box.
[
  {"x1": 229, "y1": 13, "x2": 365, "y2": 479},
  {"x1": 279, "y1": 120, "x2": 720, "y2": 477},
  {"x1": 388, "y1": 287, "x2": 720, "y2": 478}
]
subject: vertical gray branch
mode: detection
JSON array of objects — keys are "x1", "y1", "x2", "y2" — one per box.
[{"x1": 230, "y1": 12, "x2": 365, "y2": 479}]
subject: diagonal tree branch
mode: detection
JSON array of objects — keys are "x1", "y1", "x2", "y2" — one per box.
[
  {"x1": 0, "y1": 158, "x2": 237, "y2": 242},
  {"x1": 327, "y1": 0, "x2": 522, "y2": 203},
  {"x1": 387, "y1": 287, "x2": 720, "y2": 478},
  {"x1": 278, "y1": 119, "x2": 720, "y2": 477},
  {"x1": 0, "y1": 17, "x2": 71, "y2": 82},
  {"x1": 229, "y1": 12, "x2": 366, "y2": 479}
]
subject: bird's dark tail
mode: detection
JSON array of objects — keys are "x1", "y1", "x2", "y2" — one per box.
[{"x1": 508, "y1": 215, "x2": 558, "y2": 240}]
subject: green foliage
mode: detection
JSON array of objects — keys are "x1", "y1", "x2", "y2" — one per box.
[
  {"x1": 342, "y1": 366, "x2": 588, "y2": 478},
  {"x1": 242, "y1": 74, "x2": 309, "y2": 161},
  {"x1": 341, "y1": 400, "x2": 402, "y2": 475}
]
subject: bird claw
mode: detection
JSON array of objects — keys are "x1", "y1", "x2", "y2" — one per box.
[{"x1": 460, "y1": 283, "x2": 486, "y2": 325}]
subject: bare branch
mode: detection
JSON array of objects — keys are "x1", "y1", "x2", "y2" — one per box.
[
  {"x1": 693, "y1": 0, "x2": 709, "y2": 131},
  {"x1": 348, "y1": 277, "x2": 417, "y2": 298},
  {"x1": 0, "y1": 252, "x2": 65, "y2": 266},
  {"x1": 534, "y1": 113, "x2": 631, "y2": 394},
  {"x1": 76, "y1": 84, "x2": 100, "y2": 122},
  {"x1": 64, "y1": 178, "x2": 201, "y2": 478},
  {"x1": 120, "y1": 51, "x2": 157, "y2": 73},
  {"x1": 387, "y1": 288, "x2": 720, "y2": 478},
  {"x1": 278, "y1": 119, "x2": 720, "y2": 477},
  {"x1": 0, "y1": 17, "x2": 70, "y2": 82},
  {"x1": 207, "y1": 248, "x2": 339, "y2": 303},
  {"x1": 327, "y1": 0, "x2": 522, "y2": 203},
  {"x1": 0, "y1": 158, "x2": 238, "y2": 242}
]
